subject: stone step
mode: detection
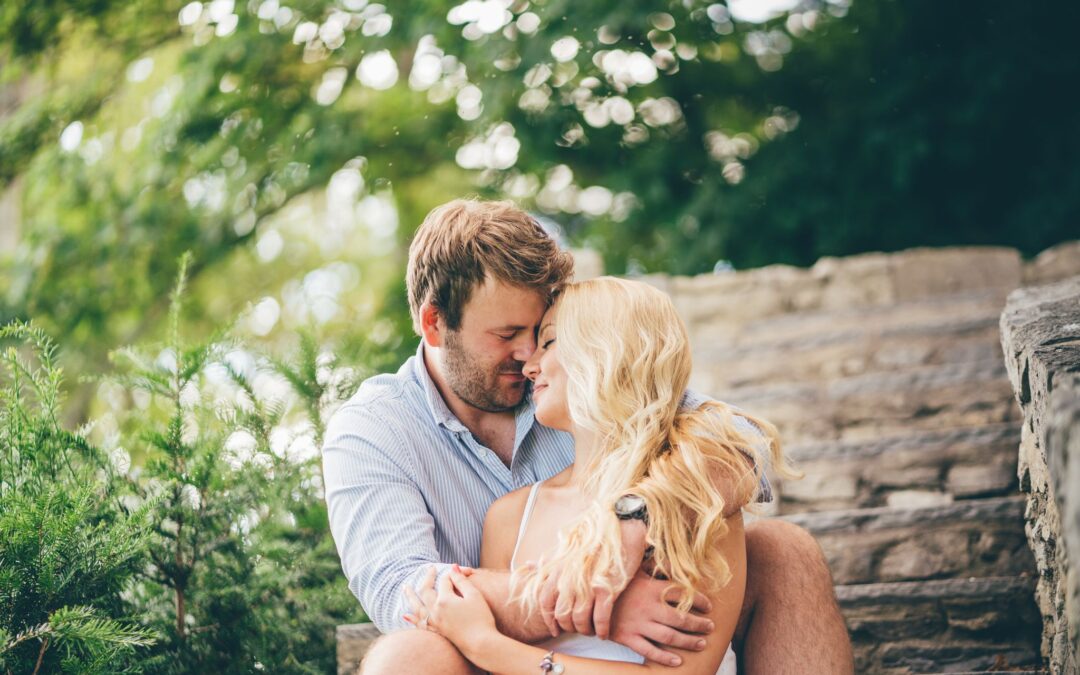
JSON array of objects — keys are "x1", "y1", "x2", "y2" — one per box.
[
  {"x1": 837, "y1": 576, "x2": 1041, "y2": 674},
  {"x1": 707, "y1": 360, "x2": 1019, "y2": 444},
  {"x1": 337, "y1": 623, "x2": 380, "y2": 675},
  {"x1": 774, "y1": 424, "x2": 1021, "y2": 512},
  {"x1": 661, "y1": 249, "x2": 1021, "y2": 334},
  {"x1": 733, "y1": 291, "x2": 1008, "y2": 345},
  {"x1": 696, "y1": 314, "x2": 1002, "y2": 389},
  {"x1": 922, "y1": 672, "x2": 1044, "y2": 675},
  {"x1": 778, "y1": 497, "x2": 1032, "y2": 585}
]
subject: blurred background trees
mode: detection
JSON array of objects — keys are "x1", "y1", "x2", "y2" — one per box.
[{"x1": 3, "y1": 0, "x2": 1078, "y2": 401}]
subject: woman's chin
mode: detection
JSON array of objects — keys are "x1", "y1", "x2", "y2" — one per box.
[{"x1": 534, "y1": 408, "x2": 571, "y2": 432}]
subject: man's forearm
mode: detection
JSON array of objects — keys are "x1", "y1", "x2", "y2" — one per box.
[{"x1": 469, "y1": 569, "x2": 552, "y2": 643}]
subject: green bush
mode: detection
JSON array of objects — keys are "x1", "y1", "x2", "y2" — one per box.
[
  {"x1": 0, "y1": 321, "x2": 155, "y2": 673},
  {"x1": 1, "y1": 258, "x2": 368, "y2": 674}
]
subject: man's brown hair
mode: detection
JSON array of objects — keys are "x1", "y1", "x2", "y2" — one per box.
[{"x1": 406, "y1": 199, "x2": 574, "y2": 333}]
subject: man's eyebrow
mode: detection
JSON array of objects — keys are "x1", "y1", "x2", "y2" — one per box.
[{"x1": 491, "y1": 324, "x2": 530, "y2": 331}]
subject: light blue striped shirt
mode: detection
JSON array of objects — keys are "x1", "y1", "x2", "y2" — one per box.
[{"x1": 322, "y1": 342, "x2": 770, "y2": 632}]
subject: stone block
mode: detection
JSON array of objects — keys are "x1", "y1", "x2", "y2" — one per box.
[
  {"x1": 337, "y1": 623, "x2": 381, "y2": 675},
  {"x1": 839, "y1": 577, "x2": 1041, "y2": 674},
  {"x1": 946, "y1": 463, "x2": 1017, "y2": 498},
  {"x1": 891, "y1": 247, "x2": 1021, "y2": 302},
  {"x1": 1000, "y1": 274, "x2": 1080, "y2": 675},
  {"x1": 781, "y1": 498, "x2": 1032, "y2": 584},
  {"x1": 812, "y1": 252, "x2": 897, "y2": 311},
  {"x1": 886, "y1": 490, "x2": 954, "y2": 509},
  {"x1": 780, "y1": 425, "x2": 1020, "y2": 511},
  {"x1": 1023, "y1": 240, "x2": 1080, "y2": 287}
]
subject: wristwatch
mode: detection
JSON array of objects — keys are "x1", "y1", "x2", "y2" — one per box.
[{"x1": 614, "y1": 493, "x2": 649, "y2": 525}]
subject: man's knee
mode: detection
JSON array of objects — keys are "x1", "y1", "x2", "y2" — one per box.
[
  {"x1": 360, "y1": 629, "x2": 481, "y2": 675},
  {"x1": 745, "y1": 519, "x2": 835, "y2": 593}
]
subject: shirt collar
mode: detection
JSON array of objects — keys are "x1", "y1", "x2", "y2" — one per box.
[{"x1": 412, "y1": 341, "x2": 468, "y2": 433}]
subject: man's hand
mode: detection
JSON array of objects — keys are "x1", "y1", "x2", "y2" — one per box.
[
  {"x1": 608, "y1": 571, "x2": 714, "y2": 667},
  {"x1": 536, "y1": 517, "x2": 651, "y2": 639}
]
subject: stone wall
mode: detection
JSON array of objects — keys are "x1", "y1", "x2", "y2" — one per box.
[{"x1": 1001, "y1": 274, "x2": 1080, "y2": 675}]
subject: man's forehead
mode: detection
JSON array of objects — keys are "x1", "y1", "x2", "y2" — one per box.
[{"x1": 462, "y1": 278, "x2": 548, "y2": 326}]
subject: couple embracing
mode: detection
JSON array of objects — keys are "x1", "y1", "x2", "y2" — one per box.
[{"x1": 323, "y1": 199, "x2": 854, "y2": 674}]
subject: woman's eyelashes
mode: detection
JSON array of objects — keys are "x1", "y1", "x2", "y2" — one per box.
[{"x1": 541, "y1": 338, "x2": 555, "y2": 350}]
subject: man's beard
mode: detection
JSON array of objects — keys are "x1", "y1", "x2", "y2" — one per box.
[{"x1": 443, "y1": 330, "x2": 527, "y2": 413}]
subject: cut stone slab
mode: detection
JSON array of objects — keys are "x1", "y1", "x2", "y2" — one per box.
[
  {"x1": 711, "y1": 360, "x2": 1019, "y2": 444},
  {"x1": 838, "y1": 576, "x2": 1041, "y2": 674},
  {"x1": 775, "y1": 425, "x2": 1020, "y2": 512},
  {"x1": 337, "y1": 623, "x2": 380, "y2": 675},
  {"x1": 1000, "y1": 274, "x2": 1080, "y2": 675},
  {"x1": 781, "y1": 497, "x2": 1033, "y2": 584},
  {"x1": 730, "y1": 290, "x2": 1010, "y2": 346},
  {"x1": 700, "y1": 319, "x2": 1002, "y2": 389}
]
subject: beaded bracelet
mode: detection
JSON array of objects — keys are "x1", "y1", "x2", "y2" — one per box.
[{"x1": 539, "y1": 650, "x2": 565, "y2": 674}]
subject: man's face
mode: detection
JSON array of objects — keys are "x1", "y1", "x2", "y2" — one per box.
[{"x1": 441, "y1": 278, "x2": 548, "y2": 412}]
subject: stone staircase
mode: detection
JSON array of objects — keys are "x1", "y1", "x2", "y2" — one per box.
[{"x1": 656, "y1": 247, "x2": 1075, "y2": 673}]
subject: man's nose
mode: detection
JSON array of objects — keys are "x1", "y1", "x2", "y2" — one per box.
[{"x1": 512, "y1": 332, "x2": 537, "y2": 365}]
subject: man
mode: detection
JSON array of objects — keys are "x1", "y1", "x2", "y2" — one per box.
[{"x1": 323, "y1": 199, "x2": 854, "y2": 674}]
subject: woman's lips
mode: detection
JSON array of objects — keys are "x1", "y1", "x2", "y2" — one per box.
[{"x1": 532, "y1": 383, "x2": 548, "y2": 397}]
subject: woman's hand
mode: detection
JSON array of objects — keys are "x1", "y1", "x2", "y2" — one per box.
[{"x1": 404, "y1": 564, "x2": 497, "y2": 655}]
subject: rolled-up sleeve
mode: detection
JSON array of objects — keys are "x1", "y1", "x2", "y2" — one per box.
[{"x1": 322, "y1": 402, "x2": 455, "y2": 632}]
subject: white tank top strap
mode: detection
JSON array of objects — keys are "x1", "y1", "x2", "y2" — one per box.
[{"x1": 509, "y1": 480, "x2": 544, "y2": 571}]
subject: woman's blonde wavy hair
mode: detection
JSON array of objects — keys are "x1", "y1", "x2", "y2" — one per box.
[{"x1": 511, "y1": 277, "x2": 794, "y2": 614}]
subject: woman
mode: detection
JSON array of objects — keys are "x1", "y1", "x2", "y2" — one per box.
[{"x1": 407, "y1": 277, "x2": 786, "y2": 674}]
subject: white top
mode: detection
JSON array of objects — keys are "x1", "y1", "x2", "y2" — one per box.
[{"x1": 510, "y1": 482, "x2": 737, "y2": 673}]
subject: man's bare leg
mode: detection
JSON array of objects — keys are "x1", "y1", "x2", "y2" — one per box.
[
  {"x1": 360, "y1": 630, "x2": 484, "y2": 675},
  {"x1": 733, "y1": 519, "x2": 854, "y2": 675}
]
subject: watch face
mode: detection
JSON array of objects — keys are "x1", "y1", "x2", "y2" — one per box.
[{"x1": 615, "y1": 494, "x2": 646, "y2": 515}]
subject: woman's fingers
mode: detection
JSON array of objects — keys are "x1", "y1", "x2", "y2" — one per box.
[
  {"x1": 449, "y1": 569, "x2": 480, "y2": 599},
  {"x1": 403, "y1": 584, "x2": 425, "y2": 614},
  {"x1": 437, "y1": 570, "x2": 455, "y2": 597},
  {"x1": 419, "y1": 565, "x2": 439, "y2": 605}
]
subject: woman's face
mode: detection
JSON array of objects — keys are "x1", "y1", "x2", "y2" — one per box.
[{"x1": 523, "y1": 306, "x2": 571, "y2": 431}]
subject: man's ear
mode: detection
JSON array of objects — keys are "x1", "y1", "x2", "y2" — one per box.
[{"x1": 419, "y1": 302, "x2": 445, "y2": 348}]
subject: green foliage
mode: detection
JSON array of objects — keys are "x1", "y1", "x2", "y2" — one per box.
[
  {"x1": 105, "y1": 256, "x2": 365, "y2": 673},
  {"x1": 1, "y1": 258, "x2": 370, "y2": 673},
  {"x1": 0, "y1": 322, "x2": 155, "y2": 674}
]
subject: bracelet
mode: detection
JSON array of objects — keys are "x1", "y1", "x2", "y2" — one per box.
[{"x1": 540, "y1": 650, "x2": 565, "y2": 674}]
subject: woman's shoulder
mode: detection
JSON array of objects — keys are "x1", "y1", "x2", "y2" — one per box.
[
  {"x1": 481, "y1": 482, "x2": 542, "y2": 569},
  {"x1": 485, "y1": 483, "x2": 533, "y2": 526}
]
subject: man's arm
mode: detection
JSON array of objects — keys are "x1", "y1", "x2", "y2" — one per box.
[{"x1": 323, "y1": 402, "x2": 457, "y2": 632}]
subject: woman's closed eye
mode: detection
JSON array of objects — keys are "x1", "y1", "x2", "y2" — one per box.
[{"x1": 541, "y1": 338, "x2": 555, "y2": 350}]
